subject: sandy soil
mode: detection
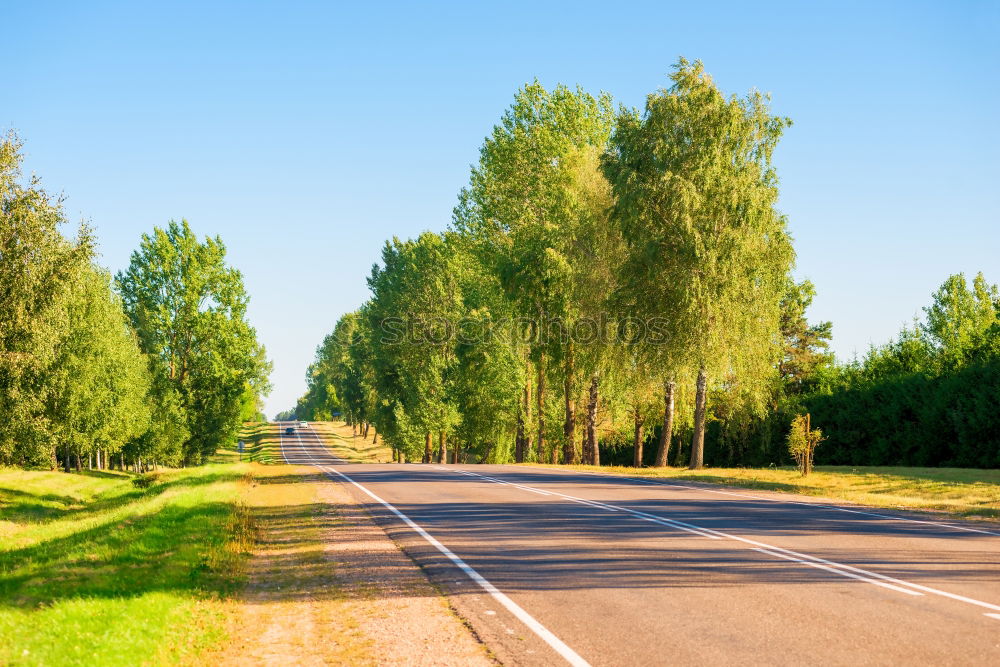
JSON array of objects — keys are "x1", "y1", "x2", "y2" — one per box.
[{"x1": 220, "y1": 451, "x2": 492, "y2": 665}]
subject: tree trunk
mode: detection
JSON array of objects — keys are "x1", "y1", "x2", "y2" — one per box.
[
  {"x1": 536, "y1": 355, "x2": 545, "y2": 461},
  {"x1": 515, "y1": 419, "x2": 524, "y2": 463},
  {"x1": 438, "y1": 431, "x2": 447, "y2": 464},
  {"x1": 654, "y1": 379, "x2": 676, "y2": 467},
  {"x1": 372, "y1": 429, "x2": 377, "y2": 444},
  {"x1": 451, "y1": 444, "x2": 458, "y2": 464},
  {"x1": 64, "y1": 450, "x2": 72, "y2": 473},
  {"x1": 632, "y1": 411, "x2": 644, "y2": 468},
  {"x1": 523, "y1": 377, "x2": 532, "y2": 461},
  {"x1": 424, "y1": 432, "x2": 432, "y2": 463},
  {"x1": 75, "y1": 454, "x2": 82, "y2": 472},
  {"x1": 363, "y1": 422, "x2": 370, "y2": 438},
  {"x1": 689, "y1": 366, "x2": 708, "y2": 469},
  {"x1": 585, "y1": 374, "x2": 599, "y2": 465},
  {"x1": 563, "y1": 343, "x2": 576, "y2": 464},
  {"x1": 805, "y1": 413, "x2": 813, "y2": 476},
  {"x1": 516, "y1": 377, "x2": 532, "y2": 463}
]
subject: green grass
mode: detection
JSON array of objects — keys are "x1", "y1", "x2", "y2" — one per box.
[
  {"x1": 240, "y1": 422, "x2": 284, "y2": 464},
  {"x1": 526, "y1": 463, "x2": 1000, "y2": 519},
  {"x1": 0, "y1": 452, "x2": 255, "y2": 665}
]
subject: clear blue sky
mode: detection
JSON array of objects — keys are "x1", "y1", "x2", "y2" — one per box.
[{"x1": 4, "y1": 1, "x2": 998, "y2": 417}]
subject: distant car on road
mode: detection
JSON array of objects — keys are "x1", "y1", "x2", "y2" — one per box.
[
  {"x1": 299, "y1": 421, "x2": 308, "y2": 428},
  {"x1": 285, "y1": 426, "x2": 295, "y2": 435}
]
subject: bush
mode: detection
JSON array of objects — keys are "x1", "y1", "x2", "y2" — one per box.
[
  {"x1": 787, "y1": 414, "x2": 823, "y2": 475},
  {"x1": 132, "y1": 472, "x2": 161, "y2": 489}
]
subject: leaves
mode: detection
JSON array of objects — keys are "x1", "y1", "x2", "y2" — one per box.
[{"x1": 117, "y1": 219, "x2": 271, "y2": 465}]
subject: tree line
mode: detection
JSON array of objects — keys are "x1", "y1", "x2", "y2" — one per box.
[
  {"x1": 293, "y1": 60, "x2": 803, "y2": 467},
  {"x1": 294, "y1": 59, "x2": 1000, "y2": 470},
  {"x1": 798, "y1": 273, "x2": 1000, "y2": 468},
  {"x1": 0, "y1": 133, "x2": 270, "y2": 471}
]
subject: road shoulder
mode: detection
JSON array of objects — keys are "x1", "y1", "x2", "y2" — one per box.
[{"x1": 219, "y1": 451, "x2": 492, "y2": 665}]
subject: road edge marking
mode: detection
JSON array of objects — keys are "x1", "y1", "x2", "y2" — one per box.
[
  {"x1": 514, "y1": 465, "x2": 1000, "y2": 537},
  {"x1": 451, "y1": 468, "x2": 1000, "y2": 613},
  {"x1": 291, "y1": 430, "x2": 592, "y2": 667}
]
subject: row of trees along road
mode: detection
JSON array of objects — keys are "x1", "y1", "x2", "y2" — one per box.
[
  {"x1": 294, "y1": 59, "x2": 804, "y2": 468},
  {"x1": 297, "y1": 60, "x2": 1000, "y2": 469},
  {"x1": 0, "y1": 132, "x2": 271, "y2": 470}
]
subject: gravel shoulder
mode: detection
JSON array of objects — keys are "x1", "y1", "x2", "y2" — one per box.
[{"x1": 219, "y1": 427, "x2": 492, "y2": 665}]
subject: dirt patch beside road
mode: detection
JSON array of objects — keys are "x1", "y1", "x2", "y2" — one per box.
[{"x1": 219, "y1": 425, "x2": 491, "y2": 665}]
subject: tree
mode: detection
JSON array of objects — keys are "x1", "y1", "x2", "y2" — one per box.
[
  {"x1": 603, "y1": 58, "x2": 794, "y2": 469},
  {"x1": 47, "y1": 264, "x2": 151, "y2": 470},
  {"x1": 117, "y1": 220, "x2": 271, "y2": 464},
  {"x1": 365, "y1": 232, "x2": 463, "y2": 462},
  {"x1": 922, "y1": 272, "x2": 999, "y2": 369},
  {"x1": 451, "y1": 238, "x2": 522, "y2": 463},
  {"x1": 454, "y1": 81, "x2": 615, "y2": 464},
  {"x1": 779, "y1": 278, "x2": 833, "y2": 393},
  {"x1": 787, "y1": 413, "x2": 823, "y2": 475},
  {"x1": 0, "y1": 133, "x2": 94, "y2": 466}
]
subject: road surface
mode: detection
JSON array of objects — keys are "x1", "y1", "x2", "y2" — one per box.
[{"x1": 278, "y1": 423, "x2": 1000, "y2": 666}]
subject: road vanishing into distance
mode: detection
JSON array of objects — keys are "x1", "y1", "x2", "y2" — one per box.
[{"x1": 278, "y1": 423, "x2": 1000, "y2": 666}]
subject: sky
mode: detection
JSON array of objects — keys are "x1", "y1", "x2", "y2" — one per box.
[{"x1": 4, "y1": 1, "x2": 998, "y2": 417}]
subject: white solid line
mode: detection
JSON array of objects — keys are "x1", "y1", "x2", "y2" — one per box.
[
  {"x1": 435, "y1": 466, "x2": 558, "y2": 496},
  {"x1": 751, "y1": 548, "x2": 922, "y2": 596},
  {"x1": 516, "y1": 465, "x2": 1000, "y2": 537},
  {"x1": 461, "y1": 469, "x2": 721, "y2": 539},
  {"x1": 452, "y1": 468, "x2": 1000, "y2": 611},
  {"x1": 985, "y1": 613, "x2": 1000, "y2": 620},
  {"x1": 295, "y1": 433, "x2": 590, "y2": 666}
]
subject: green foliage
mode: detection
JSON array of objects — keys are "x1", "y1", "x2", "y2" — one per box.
[
  {"x1": 787, "y1": 414, "x2": 823, "y2": 476},
  {"x1": 116, "y1": 219, "x2": 271, "y2": 465},
  {"x1": 365, "y1": 232, "x2": 464, "y2": 459},
  {"x1": 453, "y1": 80, "x2": 618, "y2": 463},
  {"x1": 603, "y1": 58, "x2": 795, "y2": 467},
  {"x1": 47, "y1": 265, "x2": 151, "y2": 465},
  {"x1": 922, "y1": 272, "x2": 998, "y2": 369},
  {"x1": 725, "y1": 272, "x2": 1000, "y2": 469},
  {"x1": 0, "y1": 133, "x2": 150, "y2": 467},
  {"x1": 291, "y1": 65, "x2": 998, "y2": 474},
  {"x1": 779, "y1": 279, "x2": 833, "y2": 393}
]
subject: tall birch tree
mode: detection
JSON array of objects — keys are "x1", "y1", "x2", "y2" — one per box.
[{"x1": 603, "y1": 59, "x2": 794, "y2": 469}]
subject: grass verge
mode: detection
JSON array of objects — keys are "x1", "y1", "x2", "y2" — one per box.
[
  {"x1": 239, "y1": 421, "x2": 284, "y2": 465},
  {"x1": 524, "y1": 463, "x2": 1000, "y2": 519},
  {"x1": 0, "y1": 435, "x2": 260, "y2": 665},
  {"x1": 309, "y1": 422, "x2": 393, "y2": 463},
  {"x1": 217, "y1": 456, "x2": 372, "y2": 664}
]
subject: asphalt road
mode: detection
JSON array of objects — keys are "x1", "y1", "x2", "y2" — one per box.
[{"x1": 278, "y1": 423, "x2": 1000, "y2": 666}]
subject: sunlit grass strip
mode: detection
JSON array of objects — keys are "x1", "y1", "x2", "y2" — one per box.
[
  {"x1": 236, "y1": 422, "x2": 284, "y2": 465},
  {"x1": 0, "y1": 463, "x2": 257, "y2": 666}
]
